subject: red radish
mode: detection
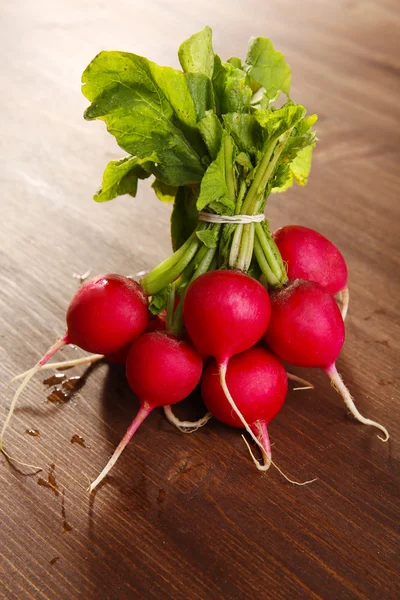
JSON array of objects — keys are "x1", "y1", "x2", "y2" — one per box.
[
  {"x1": 273, "y1": 225, "x2": 349, "y2": 319},
  {"x1": 265, "y1": 279, "x2": 388, "y2": 440},
  {"x1": 183, "y1": 269, "x2": 271, "y2": 453},
  {"x1": 1, "y1": 274, "x2": 149, "y2": 456},
  {"x1": 88, "y1": 331, "x2": 202, "y2": 492},
  {"x1": 201, "y1": 347, "x2": 288, "y2": 469}
]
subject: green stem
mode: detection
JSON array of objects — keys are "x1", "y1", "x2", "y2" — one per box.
[
  {"x1": 228, "y1": 223, "x2": 243, "y2": 268},
  {"x1": 225, "y1": 135, "x2": 236, "y2": 201},
  {"x1": 255, "y1": 223, "x2": 287, "y2": 284},
  {"x1": 240, "y1": 139, "x2": 278, "y2": 215},
  {"x1": 143, "y1": 225, "x2": 206, "y2": 295},
  {"x1": 235, "y1": 180, "x2": 247, "y2": 215},
  {"x1": 171, "y1": 237, "x2": 219, "y2": 336},
  {"x1": 253, "y1": 236, "x2": 280, "y2": 287},
  {"x1": 235, "y1": 223, "x2": 254, "y2": 272},
  {"x1": 165, "y1": 283, "x2": 175, "y2": 334}
]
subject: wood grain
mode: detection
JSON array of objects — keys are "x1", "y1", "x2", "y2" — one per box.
[{"x1": 1, "y1": 1, "x2": 399, "y2": 599}]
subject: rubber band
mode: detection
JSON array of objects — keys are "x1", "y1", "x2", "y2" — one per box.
[{"x1": 198, "y1": 212, "x2": 265, "y2": 224}]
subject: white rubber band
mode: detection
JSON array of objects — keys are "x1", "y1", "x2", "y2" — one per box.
[{"x1": 198, "y1": 212, "x2": 265, "y2": 224}]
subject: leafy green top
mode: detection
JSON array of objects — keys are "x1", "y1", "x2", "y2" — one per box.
[{"x1": 82, "y1": 27, "x2": 317, "y2": 248}]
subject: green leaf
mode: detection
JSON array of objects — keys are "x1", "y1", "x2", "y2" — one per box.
[
  {"x1": 82, "y1": 51, "x2": 205, "y2": 186},
  {"x1": 235, "y1": 152, "x2": 254, "y2": 174},
  {"x1": 197, "y1": 111, "x2": 223, "y2": 159},
  {"x1": 222, "y1": 113, "x2": 263, "y2": 155},
  {"x1": 185, "y1": 73, "x2": 215, "y2": 121},
  {"x1": 271, "y1": 120, "x2": 317, "y2": 192},
  {"x1": 152, "y1": 179, "x2": 177, "y2": 203},
  {"x1": 244, "y1": 37, "x2": 291, "y2": 101},
  {"x1": 178, "y1": 26, "x2": 214, "y2": 78},
  {"x1": 272, "y1": 172, "x2": 293, "y2": 193},
  {"x1": 196, "y1": 228, "x2": 219, "y2": 248},
  {"x1": 94, "y1": 155, "x2": 151, "y2": 202},
  {"x1": 197, "y1": 133, "x2": 236, "y2": 214},
  {"x1": 290, "y1": 144, "x2": 314, "y2": 186},
  {"x1": 227, "y1": 57, "x2": 242, "y2": 69},
  {"x1": 212, "y1": 55, "x2": 252, "y2": 115},
  {"x1": 149, "y1": 285, "x2": 170, "y2": 315},
  {"x1": 171, "y1": 187, "x2": 199, "y2": 251},
  {"x1": 255, "y1": 104, "x2": 306, "y2": 142}
]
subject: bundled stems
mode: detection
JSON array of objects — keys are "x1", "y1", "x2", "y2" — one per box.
[{"x1": 143, "y1": 130, "x2": 293, "y2": 302}]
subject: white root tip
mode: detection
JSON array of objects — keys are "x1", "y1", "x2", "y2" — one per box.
[
  {"x1": 338, "y1": 286, "x2": 350, "y2": 321},
  {"x1": 326, "y1": 365, "x2": 389, "y2": 442},
  {"x1": 0, "y1": 444, "x2": 42, "y2": 473},
  {"x1": 242, "y1": 435, "x2": 271, "y2": 471},
  {"x1": 270, "y1": 460, "x2": 317, "y2": 486},
  {"x1": 1, "y1": 365, "x2": 41, "y2": 445},
  {"x1": 9, "y1": 354, "x2": 105, "y2": 384},
  {"x1": 287, "y1": 372, "x2": 315, "y2": 390},
  {"x1": 163, "y1": 405, "x2": 212, "y2": 433}
]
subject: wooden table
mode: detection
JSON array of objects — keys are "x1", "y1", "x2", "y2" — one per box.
[{"x1": 1, "y1": 1, "x2": 399, "y2": 598}]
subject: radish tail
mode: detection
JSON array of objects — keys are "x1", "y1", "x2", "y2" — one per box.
[
  {"x1": 325, "y1": 364, "x2": 389, "y2": 442},
  {"x1": 1, "y1": 446, "x2": 42, "y2": 473},
  {"x1": 246, "y1": 421, "x2": 272, "y2": 471},
  {"x1": 9, "y1": 354, "x2": 104, "y2": 384},
  {"x1": 219, "y1": 361, "x2": 266, "y2": 455},
  {"x1": 286, "y1": 372, "x2": 314, "y2": 390},
  {"x1": 1, "y1": 335, "x2": 69, "y2": 452},
  {"x1": 339, "y1": 286, "x2": 349, "y2": 321},
  {"x1": 241, "y1": 430, "x2": 316, "y2": 485},
  {"x1": 88, "y1": 403, "x2": 152, "y2": 493},
  {"x1": 163, "y1": 405, "x2": 212, "y2": 433}
]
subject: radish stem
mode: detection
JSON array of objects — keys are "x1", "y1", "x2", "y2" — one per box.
[
  {"x1": 88, "y1": 403, "x2": 152, "y2": 493},
  {"x1": 164, "y1": 405, "x2": 212, "y2": 433},
  {"x1": 325, "y1": 364, "x2": 389, "y2": 442}
]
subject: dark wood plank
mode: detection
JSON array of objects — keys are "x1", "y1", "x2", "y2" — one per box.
[{"x1": 1, "y1": 1, "x2": 399, "y2": 599}]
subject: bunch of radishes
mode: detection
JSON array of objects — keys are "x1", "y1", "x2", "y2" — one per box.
[
  {"x1": 1, "y1": 225, "x2": 388, "y2": 491},
  {"x1": 1, "y1": 28, "x2": 389, "y2": 490}
]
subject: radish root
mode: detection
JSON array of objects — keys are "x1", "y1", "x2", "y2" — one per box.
[
  {"x1": 164, "y1": 405, "x2": 212, "y2": 433},
  {"x1": 9, "y1": 354, "x2": 104, "y2": 384},
  {"x1": 244, "y1": 421, "x2": 317, "y2": 485},
  {"x1": 1, "y1": 335, "x2": 69, "y2": 457},
  {"x1": 1, "y1": 446, "x2": 42, "y2": 473},
  {"x1": 248, "y1": 421, "x2": 272, "y2": 471},
  {"x1": 219, "y1": 361, "x2": 266, "y2": 456},
  {"x1": 338, "y1": 286, "x2": 349, "y2": 321},
  {"x1": 325, "y1": 364, "x2": 389, "y2": 442},
  {"x1": 88, "y1": 403, "x2": 152, "y2": 493},
  {"x1": 287, "y1": 372, "x2": 314, "y2": 390}
]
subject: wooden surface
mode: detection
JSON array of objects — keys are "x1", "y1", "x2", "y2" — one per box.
[{"x1": 1, "y1": 1, "x2": 399, "y2": 599}]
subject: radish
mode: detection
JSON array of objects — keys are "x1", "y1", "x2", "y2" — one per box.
[
  {"x1": 1, "y1": 274, "x2": 149, "y2": 457},
  {"x1": 265, "y1": 279, "x2": 389, "y2": 440},
  {"x1": 88, "y1": 331, "x2": 202, "y2": 492},
  {"x1": 201, "y1": 347, "x2": 287, "y2": 467},
  {"x1": 273, "y1": 225, "x2": 349, "y2": 319},
  {"x1": 183, "y1": 269, "x2": 272, "y2": 453}
]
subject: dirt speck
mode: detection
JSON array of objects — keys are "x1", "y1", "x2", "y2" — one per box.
[
  {"x1": 38, "y1": 464, "x2": 59, "y2": 496},
  {"x1": 70, "y1": 434, "x2": 86, "y2": 448}
]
